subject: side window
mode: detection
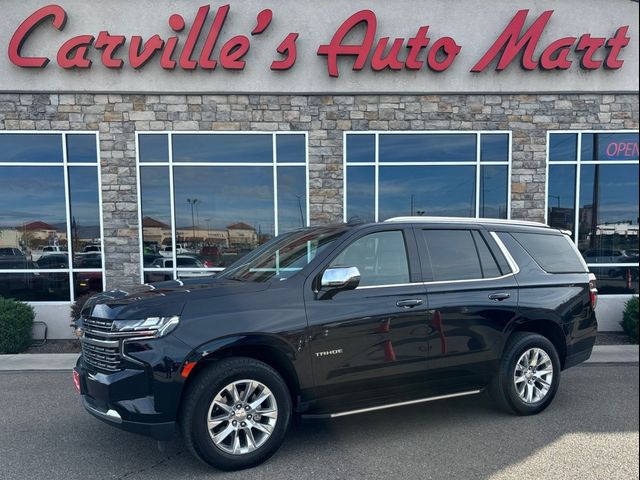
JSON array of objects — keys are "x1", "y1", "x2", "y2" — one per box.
[
  {"x1": 330, "y1": 230, "x2": 410, "y2": 287},
  {"x1": 510, "y1": 232, "x2": 586, "y2": 273},
  {"x1": 471, "y1": 231, "x2": 504, "y2": 278},
  {"x1": 421, "y1": 230, "x2": 483, "y2": 281}
]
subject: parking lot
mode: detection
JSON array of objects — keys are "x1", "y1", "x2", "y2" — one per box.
[{"x1": 0, "y1": 364, "x2": 637, "y2": 480}]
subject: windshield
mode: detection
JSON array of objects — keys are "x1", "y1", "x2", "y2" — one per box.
[{"x1": 218, "y1": 226, "x2": 349, "y2": 282}]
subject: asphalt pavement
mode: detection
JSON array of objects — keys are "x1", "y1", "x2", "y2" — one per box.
[{"x1": 0, "y1": 365, "x2": 638, "y2": 480}]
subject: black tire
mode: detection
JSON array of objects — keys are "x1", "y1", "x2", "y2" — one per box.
[
  {"x1": 489, "y1": 332, "x2": 561, "y2": 415},
  {"x1": 180, "y1": 357, "x2": 292, "y2": 471}
]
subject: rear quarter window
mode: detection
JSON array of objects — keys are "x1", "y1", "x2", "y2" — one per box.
[{"x1": 510, "y1": 232, "x2": 586, "y2": 273}]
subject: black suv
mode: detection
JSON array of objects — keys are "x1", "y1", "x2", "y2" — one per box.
[{"x1": 74, "y1": 218, "x2": 598, "y2": 470}]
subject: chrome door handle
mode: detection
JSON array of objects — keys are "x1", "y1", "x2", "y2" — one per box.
[
  {"x1": 396, "y1": 299, "x2": 423, "y2": 308},
  {"x1": 488, "y1": 292, "x2": 511, "y2": 301}
]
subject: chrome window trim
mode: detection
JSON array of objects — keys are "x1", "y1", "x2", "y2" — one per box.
[
  {"x1": 490, "y1": 231, "x2": 521, "y2": 275},
  {"x1": 422, "y1": 272, "x2": 516, "y2": 287},
  {"x1": 355, "y1": 281, "x2": 423, "y2": 290},
  {"x1": 386, "y1": 216, "x2": 548, "y2": 228}
]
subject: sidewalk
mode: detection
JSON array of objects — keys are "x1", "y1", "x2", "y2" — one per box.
[{"x1": 0, "y1": 346, "x2": 637, "y2": 371}]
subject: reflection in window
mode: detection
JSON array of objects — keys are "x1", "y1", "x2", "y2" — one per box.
[
  {"x1": 547, "y1": 131, "x2": 639, "y2": 297},
  {"x1": 345, "y1": 132, "x2": 510, "y2": 222},
  {"x1": 0, "y1": 132, "x2": 102, "y2": 301},
  {"x1": 139, "y1": 134, "x2": 169, "y2": 163},
  {"x1": 138, "y1": 132, "x2": 308, "y2": 281}
]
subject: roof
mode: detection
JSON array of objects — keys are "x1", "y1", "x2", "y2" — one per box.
[
  {"x1": 227, "y1": 222, "x2": 255, "y2": 231},
  {"x1": 22, "y1": 221, "x2": 58, "y2": 231},
  {"x1": 142, "y1": 216, "x2": 170, "y2": 229},
  {"x1": 384, "y1": 216, "x2": 550, "y2": 229}
]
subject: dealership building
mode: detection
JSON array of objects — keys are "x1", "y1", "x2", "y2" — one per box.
[{"x1": 0, "y1": 0, "x2": 638, "y2": 338}]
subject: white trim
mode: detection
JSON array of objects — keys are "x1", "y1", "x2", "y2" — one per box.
[
  {"x1": 386, "y1": 216, "x2": 547, "y2": 228},
  {"x1": 490, "y1": 231, "x2": 521, "y2": 275},
  {"x1": 356, "y1": 282, "x2": 424, "y2": 290},
  {"x1": 345, "y1": 131, "x2": 511, "y2": 223},
  {"x1": 586, "y1": 263, "x2": 639, "y2": 268},
  {"x1": 135, "y1": 131, "x2": 310, "y2": 282}
]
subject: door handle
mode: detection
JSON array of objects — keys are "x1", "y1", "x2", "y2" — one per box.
[
  {"x1": 488, "y1": 292, "x2": 511, "y2": 301},
  {"x1": 396, "y1": 299, "x2": 423, "y2": 308}
]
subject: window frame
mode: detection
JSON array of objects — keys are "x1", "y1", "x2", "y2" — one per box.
[
  {"x1": 343, "y1": 130, "x2": 513, "y2": 222},
  {"x1": 0, "y1": 131, "x2": 105, "y2": 304},
  {"x1": 135, "y1": 131, "x2": 310, "y2": 283},
  {"x1": 545, "y1": 129, "x2": 639, "y2": 295}
]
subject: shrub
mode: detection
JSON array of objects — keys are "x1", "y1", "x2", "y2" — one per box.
[
  {"x1": 0, "y1": 297, "x2": 35, "y2": 354},
  {"x1": 620, "y1": 296, "x2": 639, "y2": 344}
]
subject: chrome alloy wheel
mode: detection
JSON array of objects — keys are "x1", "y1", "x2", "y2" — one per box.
[
  {"x1": 206, "y1": 379, "x2": 278, "y2": 455},
  {"x1": 513, "y1": 347, "x2": 554, "y2": 404}
]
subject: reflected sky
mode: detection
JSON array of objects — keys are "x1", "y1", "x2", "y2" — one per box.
[
  {"x1": 0, "y1": 134, "x2": 63, "y2": 163},
  {"x1": 173, "y1": 166, "x2": 274, "y2": 232},
  {"x1": 347, "y1": 135, "x2": 375, "y2": 163},
  {"x1": 346, "y1": 166, "x2": 375, "y2": 222},
  {"x1": 549, "y1": 133, "x2": 578, "y2": 161},
  {"x1": 480, "y1": 134, "x2": 509, "y2": 162},
  {"x1": 139, "y1": 134, "x2": 169, "y2": 163},
  {"x1": 579, "y1": 164, "x2": 639, "y2": 223},
  {"x1": 68, "y1": 167, "x2": 102, "y2": 243},
  {"x1": 379, "y1": 134, "x2": 476, "y2": 162},
  {"x1": 0, "y1": 167, "x2": 66, "y2": 226},
  {"x1": 67, "y1": 135, "x2": 98, "y2": 163},
  {"x1": 378, "y1": 166, "x2": 476, "y2": 218},
  {"x1": 548, "y1": 164, "x2": 576, "y2": 231},
  {"x1": 172, "y1": 134, "x2": 272, "y2": 163},
  {"x1": 277, "y1": 167, "x2": 306, "y2": 233},
  {"x1": 140, "y1": 166, "x2": 171, "y2": 227},
  {"x1": 276, "y1": 135, "x2": 306, "y2": 163},
  {"x1": 480, "y1": 166, "x2": 508, "y2": 219},
  {"x1": 581, "y1": 133, "x2": 639, "y2": 161}
]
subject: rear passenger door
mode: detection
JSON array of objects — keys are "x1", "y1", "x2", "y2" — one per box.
[{"x1": 416, "y1": 226, "x2": 519, "y2": 388}]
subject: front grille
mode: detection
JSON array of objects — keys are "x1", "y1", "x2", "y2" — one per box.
[{"x1": 81, "y1": 317, "x2": 123, "y2": 373}]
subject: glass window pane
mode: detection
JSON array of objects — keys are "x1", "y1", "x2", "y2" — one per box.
[
  {"x1": 277, "y1": 167, "x2": 306, "y2": 234},
  {"x1": 144, "y1": 270, "x2": 174, "y2": 283},
  {"x1": 480, "y1": 165, "x2": 508, "y2": 219},
  {"x1": 578, "y1": 164, "x2": 639, "y2": 263},
  {"x1": 0, "y1": 167, "x2": 66, "y2": 269},
  {"x1": 379, "y1": 166, "x2": 476, "y2": 219},
  {"x1": 548, "y1": 164, "x2": 576, "y2": 234},
  {"x1": 68, "y1": 167, "x2": 102, "y2": 264},
  {"x1": 276, "y1": 134, "x2": 305, "y2": 163},
  {"x1": 421, "y1": 229, "x2": 482, "y2": 281},
  {"x1": 472, "y1": 230, "x2": 502, "y2": 277},
  {"x1": 330, "y1": 231, "x2": 410, "y2": 286},
  {"x1": 67, "y1": 135, "x2": 97, "y2": 163},
  {"x1": 346, "y1": 166, "x2": 375, "y2": 223},
  {"x1": 347, "y1": 134, "x2": 375, "y2": 163},
  {"x1": 172, "y1": 134, "x2": 272, "y2": 163},
  {"x1": 511, "y1": 232, "x2": 586, "y2": 273},
  {"x1": 0, "y1": 134, "x2": 63, "y2": 163},
  {"x1": 74, "y1": 271, "x2": 103, "y2": 299},
  {"x1": 139, "y1": 134, "x2": 169, "y2": 163},
  {"x1": 549, "y1": 133, "x2": 577, "y2": 161},
  {"x1": 0, "y1": 272, "x2": 69, "y2": 301},
  {"x1": 481, "y1": 134, "x2": 509, "y2": 161},
  {"x1": 379, "y1": 134, "x2": 476, "y2": 162},
  {"x1": 581, "y1": 133, "x2": 639, "y2": 161},
  {"x1": 140, "y1": 167, "x2": 172, "y2": 255},
  {"x1": 590, "y1": 267, "x2": 638, "y2": 295},
  {"x1": 173, "y1": 166, "x2": 274, "y2": 267}
]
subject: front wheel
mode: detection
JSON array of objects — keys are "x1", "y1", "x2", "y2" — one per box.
[
  {"x1": 490, "y1": 332, "x2": 561, "y2": 415},
  {"x1": 180, "y1": 357, "x2": 292, "y2": 470}
]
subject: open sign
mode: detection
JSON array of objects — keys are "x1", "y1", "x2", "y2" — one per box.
[{"x1": 605, "y1": 141, "x2": 639, "y2": 159}]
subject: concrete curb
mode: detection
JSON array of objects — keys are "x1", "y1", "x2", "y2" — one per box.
[{"x1": 0, "y1": 345, "x2": 638, "y2": 371}]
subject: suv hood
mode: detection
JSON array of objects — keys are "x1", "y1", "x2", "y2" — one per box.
[{"x1": 82, "y1": 277, "x2": 270, "y2": 320}]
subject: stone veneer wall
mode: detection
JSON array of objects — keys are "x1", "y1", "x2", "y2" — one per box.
[{"x1": 0, "y1": 93, "x2": 638, "y2": 289}]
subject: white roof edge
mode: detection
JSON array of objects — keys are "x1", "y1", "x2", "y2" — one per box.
[{"x1": 384, "y1": 216, "x2": 550, "y2": 228}]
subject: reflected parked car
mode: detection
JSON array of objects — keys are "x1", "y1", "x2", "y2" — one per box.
[
  {"x1": 0, "y1": 247, "x2": 30, "y2": 269},
  {"x1": 35, "y1": 253, "x2": 69, "y2": 269}
]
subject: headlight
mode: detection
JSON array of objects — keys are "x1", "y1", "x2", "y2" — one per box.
[{"x1": 112, "y1": 316, "x2": 180, "y2": 338}]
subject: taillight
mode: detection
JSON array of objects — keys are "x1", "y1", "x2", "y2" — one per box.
[
  {"x1": 204, "y1": 260, "x2": 214, "y2": 268},
  {"x1": 588, "y1": 273, "x2": 598, "y2": 310}
]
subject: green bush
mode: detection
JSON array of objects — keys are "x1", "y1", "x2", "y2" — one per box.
[
  {"x1": 620, "y1": 296, "x2": 639, "y2": 344},
  {"x1": 0, "y1": 297, "x2": 35, "y2": 354}
]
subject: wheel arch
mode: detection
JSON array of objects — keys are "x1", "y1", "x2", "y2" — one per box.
[{"x1": 506, "y1": 317, "x2": 568, "y2": 368}]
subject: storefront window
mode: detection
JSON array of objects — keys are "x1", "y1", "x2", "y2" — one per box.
[
  {"x1": 547, "y1": 131, "x2": 639, "y2": 295},
  {"x1": 137, "y1": 132, "x2": 308, "y2": 282},
  {"x1": 344, "y1": 132, "x2": 510, "y2": 222},
  {"x1": 0, "y1": 132, "x2": 104, "y2": 301}
]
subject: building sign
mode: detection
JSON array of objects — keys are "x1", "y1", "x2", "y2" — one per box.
[{"x1": 1, "y1": 0, "x2": 638, "y2": 94}]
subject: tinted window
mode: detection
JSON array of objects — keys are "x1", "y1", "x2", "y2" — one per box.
[
  {"x1": 0, "y1": 134, "x2": 63, "y2": 163},
  {"x1": 139, "y1": 134, "x2": 169, "y2": 163},
  {"x1": 330, "y1": 231, "x2": 410, "y2": 287},
  {"x1": 177, "y1": 257, "x2": 201, "y2": 267},
  {"x1": 581, "y1": 133, "x2": 639, "y2": 161},
  {"x1": 549, "y1": 133, "x2": 577, "y2": 161},
  {"x1": 172, "y1": 134, "x2": 272, "y2": 163},
  {"x1": 346, "y1": 166, "x2": 375, "y2": 222},
  {"x1": 277, "y1": 167, "x2": 306, "y2": 233},
  {"x1": 276, "y1": 135, "x2": 305, "y2": 163},
  {"x1": 481, "y1": 134, "x2": 509, "y2": 161},
  {"x1": 511, "y1": 232, "x2": 586, "y2": 273},
  {"x1": 67, "y1": 135, "x2": 97, "y2": 163},
  {"x1": 347, "y1": 135, "x2": 375, "y2": 163},
  {"x1": 547, "y1": 164, "x2": 576, "y2": 234},
  {"x1": 480, "y1": 165, "x2": 508, "y2": 219},
  {"x1": 379, "y1": 134, "x2": 476, "y2": 162},
  {"x1": 472, "y1": 231, "x2": 503, "y2": 277},
  {"x1": 421, "y1": 230, "x2": 482, "y2": 281}
]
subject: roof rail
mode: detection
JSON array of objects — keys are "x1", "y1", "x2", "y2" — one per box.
[{"x1": 384, "y1": 216, "x2": 550, "y2": 228}]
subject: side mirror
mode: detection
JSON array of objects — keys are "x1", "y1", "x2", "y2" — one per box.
[{"x1": 320, "y1": 266, "x2": 361, "y2": 291}]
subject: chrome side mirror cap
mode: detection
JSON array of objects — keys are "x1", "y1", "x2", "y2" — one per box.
[{"x1": 320, "y1": 266, "x2": 361, "y2": 290}]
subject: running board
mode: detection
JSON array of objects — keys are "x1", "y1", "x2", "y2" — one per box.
[{"x1": 301, "y1": 389, "x2": 482, "y2": 419}]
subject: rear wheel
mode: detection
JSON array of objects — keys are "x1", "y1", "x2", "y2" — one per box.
[
  {"x1": 180, "y1": 357, "x2": 292, "y2": 470},
  {"x1": 490, "y1": 332, "x2": 561, "y2": 415}
]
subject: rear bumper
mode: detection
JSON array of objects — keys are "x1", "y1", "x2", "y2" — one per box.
[{"x1": 564, "y1": 313, "x2": 598, "y2": 370}]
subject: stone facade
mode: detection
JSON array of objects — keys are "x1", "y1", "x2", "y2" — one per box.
[{"x1": 0, "y1": 93, "x2": 638, "y2": 290}]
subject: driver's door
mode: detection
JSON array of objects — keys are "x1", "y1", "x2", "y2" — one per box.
[{"x1": 304, "y1": 227, "x2": 430, "y2": 408}]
